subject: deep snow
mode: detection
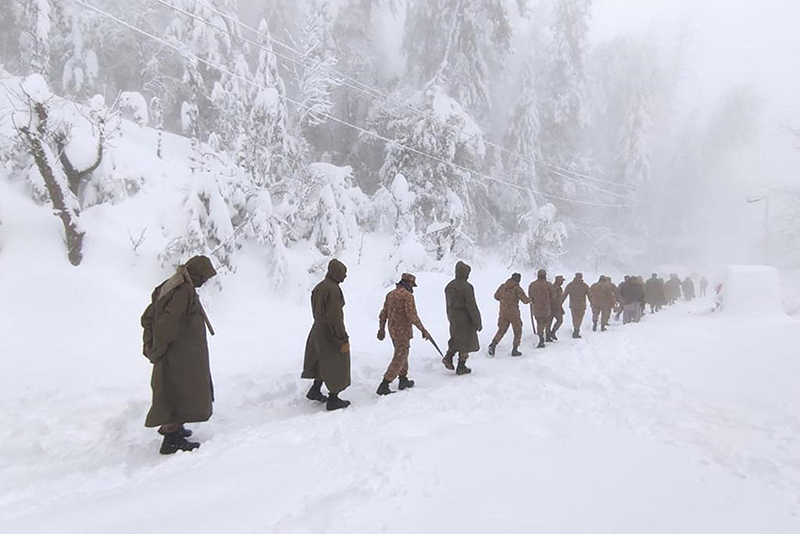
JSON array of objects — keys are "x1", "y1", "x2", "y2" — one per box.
[
  {"x1": 0, "y1": 212, "x2": 799, "y2": 532},
  {"x1": 1, "y1": 87, "x2": 798, "y2": 532}
]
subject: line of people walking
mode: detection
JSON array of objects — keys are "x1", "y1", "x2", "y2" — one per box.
[{"x1": 139, "y1": 255, "x2": 701, "y2": 454}]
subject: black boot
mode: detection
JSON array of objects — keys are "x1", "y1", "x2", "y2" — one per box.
[
  {"x1": 442, "y1": 352, "x2": 455, "y2": 371},
  {"x1": 536, "y1": 337, "x2": 546, "y2": 349},
  {"x1": 572, "y1": 329, "x2": 582, "y2": 339},
  {"x1": 487, "y1": 343, "x2": 497, "y2": 357},
  {"x1": 159, "y1": 431, "x2": 200, "y2": 455},
  {"x1": 376, "y1": 379, "x2": 395, "y2": 396},
  {"x1": 306, "y1": 379, "x2": 328, "y2": 402},
  {"x1": 456, "y1": 360, "x2": 472, "y2": 375},
  {"x1": 511, "y1": 345, "x2": 522, "y2": 356},
  {"x1": 592, "y1": 321, "x2": 598, "y2": 332},
  {"x1": 398, "y1": 375, "x2": 415, "y2": 390},
  {"x1": 550, "y1": 330, "x2": 558, "y2": 341},
  {"x1": 326, "y1": 393, "x2": 351, "y2": 411},
  {"x1": 601, "y1": 324, "x2": 607, "y2": 332}
]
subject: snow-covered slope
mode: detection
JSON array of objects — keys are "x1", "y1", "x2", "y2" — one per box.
[
  {"x1": 0, "y1": 215, "x2": 799, "y2": 532},
  {"x1": 1, "y1": 77, "x2": 799, "y2": 533}
]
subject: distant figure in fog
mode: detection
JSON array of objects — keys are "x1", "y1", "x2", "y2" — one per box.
[
  {"x1": 682, "y1": 276, "x2": 696, "y2": 301},
  {"x1": 550, "y1": 275, "x2": 566, "y2": 340},
  {"x1": 562, "y1": 272, "x2": 590, "y2": 338},
  {"x1": 665, "y1": 274, "x2": 682, "y2": 305},
  {"x1": 700, "y1": 276, "x2": 708, "y2": 297}
]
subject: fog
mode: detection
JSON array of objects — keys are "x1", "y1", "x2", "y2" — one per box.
[{"x1": 1, "y1": 0, "x2": 798, "y2": 273}]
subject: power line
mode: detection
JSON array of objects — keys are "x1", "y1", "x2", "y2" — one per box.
[
  {"x1": 74, "y1": 0, "x2": 635, "y2": 209},
  {"x1": 151, "y1": 0, "x2": 638, "y2": 195}
]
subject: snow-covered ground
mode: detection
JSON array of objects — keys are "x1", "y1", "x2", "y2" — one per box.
[
  {"x1": 1, "y1": 196, "x2": 799, "y2": 533},
  {"x1": 1, "y1": 84, "x2": 798, "y2": 532}
]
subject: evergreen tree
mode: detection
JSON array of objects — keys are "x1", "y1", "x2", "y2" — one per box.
[{"x1": 538, "y1": 0, "x2": 593, "y2": 197}]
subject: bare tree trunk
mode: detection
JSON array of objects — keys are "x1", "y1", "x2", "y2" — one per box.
[
  {"x1": 55, "y1": 117, "x2": 105, "y2": 200},
  {"x1": 19, "y1": 103, "x2": 85, "y2": 266}
]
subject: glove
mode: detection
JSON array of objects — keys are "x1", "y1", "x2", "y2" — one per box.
[
  {"x1": 340, "y1": 342, "x2": 350, "y2": 354},
  {"x1": 421, "y1": 328, "x2": 431, "y2": 341},
  {"x1": 377, "y1": 329, "x2": 386, "y2": 341}
]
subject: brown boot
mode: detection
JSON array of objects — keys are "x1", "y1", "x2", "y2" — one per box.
[
  {"x1": 442, "y1": 351, "x2": 455, "y2": 371},
  {"x1": 456, "y1": 357, "x2": 472, "y2": 375}
]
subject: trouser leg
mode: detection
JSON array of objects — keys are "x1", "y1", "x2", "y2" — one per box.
[
  {"x1": 511, "y1": 317, "x2": 523, "y2": 346},
  {"x1": 552, "y1": 314, "x2": 563, "y2": 333},
  {"x1": 572, "y1": 308, "x2": 585, "y2": 329},
  {"x1": 492, "y1": 317, "x2": 511, "y2": 346},
  {"x1": 384, "y1": 339, "x2": 410, "y2": 382}
]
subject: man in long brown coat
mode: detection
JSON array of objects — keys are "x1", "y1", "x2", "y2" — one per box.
[
  {"x1": 302, "y1": 259, "x2": 352, "y2": 411},
  {"x1": 488, "y1": 273, "x2": 530, "y2": 357},
  {"x1": 590, "y1": 276, "x2": 616, "y2": 332},
  {"x1": 376, "y1": 273, "x2": 431, "y2": 395},
  {"x1": 141, "y1": 255, "x2": 217, "y2": 455},
  {"x1": 562, "y1": 272, "x2": 590, "y2": 338},
  {"x1": 549, "y1": 275, "x2": 565, "y2": 341},
  {"x1": 528, "y1": 269, "x2": 555, "y2": 349},
  {"x1": 443, "y1": 261, "x2": 482, "y2": 375}
]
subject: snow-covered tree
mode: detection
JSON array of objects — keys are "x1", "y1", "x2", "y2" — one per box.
[
  {"x1": 369, "y1": 83, "x2": 485, "y2": 257},
  {"x1": 241, "y1": 19, "x2": 299, "y2": 187},
  {"x1": 538, "y1": 0, "x2": 593, "y2": 196},
  {"x1": 294, "y1": 1, "x2": 339, "y2": 154},
  {"x1": 19, "y1": 0, "x2": 52, "y2": 75},
  {"x1": 513, "y1": 202, "x2": 567, "y2": 268},
  {"x1": 404, "y1": 0, "x2": 514, "y2": 118},
  {"x1": 13, "y1": 74, "x2": 84, "y2": 265}
]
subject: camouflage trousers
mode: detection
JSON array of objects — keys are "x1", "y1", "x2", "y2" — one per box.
[
  {"x1": 571, "y1": 307, "x2": 586, "y2": 329},
  {"x1": 491, "y1": 315, "x2": 523, "y2": 347},
  {"x1": 383, "y1": 338, "x2": 410, "y2": 382},
  {"x1": 591, "y1": 306, "x2": 613, "y2": 327},
  {"x1": 550, "y1": 313, "x2": 564, "y2": 333},
  {"x1": 533, "y1": 315, "x2": 551, "y2": 339}
]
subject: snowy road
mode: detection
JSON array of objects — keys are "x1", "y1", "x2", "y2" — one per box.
[{"x1": 1, "y1": 253, "x2": 799, "y2": 533}]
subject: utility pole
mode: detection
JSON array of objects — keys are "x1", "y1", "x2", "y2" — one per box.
[{"x1": 746, "y1": 195, "x2": 769, "y2": 265}]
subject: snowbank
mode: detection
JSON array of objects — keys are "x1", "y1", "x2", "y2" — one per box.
[{"x1": 721, "y1": 265, "x2": 786, "y2": 318}]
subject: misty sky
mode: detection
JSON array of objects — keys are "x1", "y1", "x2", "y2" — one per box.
[{"x1": 592, "y1": 0, "x2": 800, "y2": 125}]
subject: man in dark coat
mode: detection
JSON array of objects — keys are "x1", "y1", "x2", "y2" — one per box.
[
  {"x1": 562, "y1": 272, "x2": 590, "y2": 338},
  {"x1": 488, "y1": 273, "x2": 531, "y2": 357},
  {"x1": 376, "y1": 273, "x2": 431, "y2": 395},
  {"x1": 528, "y1": 269, "x2": 555, "y2": 348},
  {"x1": 549, "y1": 275, "x2": 565, "y2": 340},
  {"x1": 682, "y1": 277, "x2": 696, "y2": 301},
  {"x1": 141, "y1": 255, "x2": 217, "y2": 455},
  {"x1": 443, "y1": 261, "x2": 482, "y2": 375},
  {"x1": 302, "y1": 259, "x2": 352, "y2": 411}
]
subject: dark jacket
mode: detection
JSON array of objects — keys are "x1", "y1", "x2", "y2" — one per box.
[
  {"x1": 142, "y1": 257, "x2": 216, "y2": 428},
  {"x1": 302, "y1": 259, "x2": 351, "y2": 394},
  {"x1": 445, "y1": 261, "x2": 482, "y2": 353}
]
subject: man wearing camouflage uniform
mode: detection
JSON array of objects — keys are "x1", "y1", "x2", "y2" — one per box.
[
  {"x1": 376, "y1": 273, "x2": 431, "y2": 395},
  {"x1": 528, "y1": 269, "x2": 555, "y2": 348},
  {"x1": 488, "y1": 273, "x2": 531, "y2": 357},
  {"x1": 443, "y1": 261, "x2": 482, "y2": 375},
  {"x1": 562, "y1": 272, "x2": 590, "y2": 339},
  {"x1": 590, "y1": 275, "x2": 616, "y2": 332},
  {"x1": 549, "y1": 275, "x2": 566, "y2": 340}
]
